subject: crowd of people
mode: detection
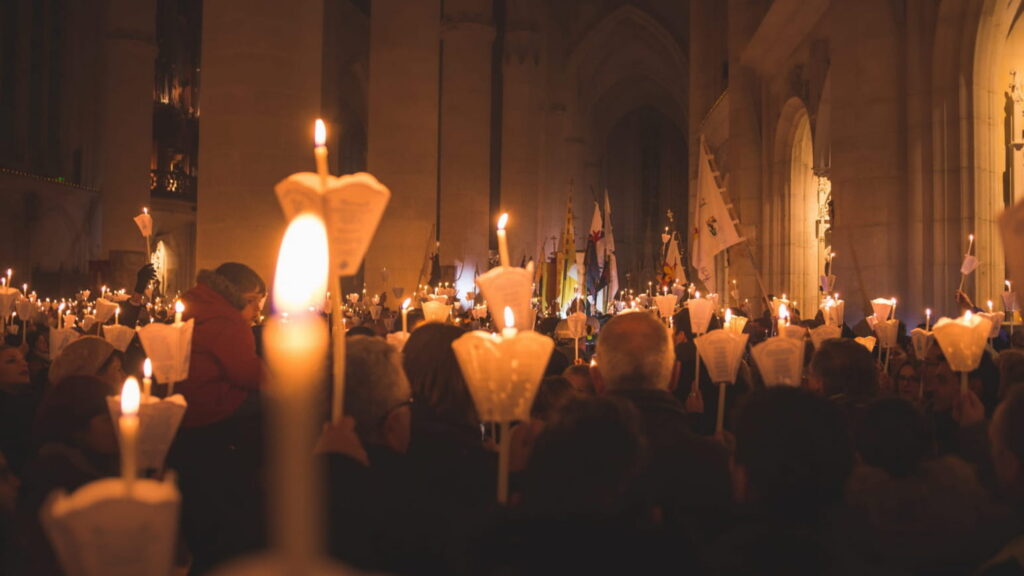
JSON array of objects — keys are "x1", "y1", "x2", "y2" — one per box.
[{"x1": 1, "y1": 261, "x2": 1024, "y2": 575}]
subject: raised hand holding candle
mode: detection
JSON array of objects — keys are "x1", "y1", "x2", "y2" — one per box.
[
  {"x1": 119, "y1": 377, "x2": 141, "y2": 488},
  {"x1": 314, "y1": 119, "x2": 329, "y2": 190},
  {"x1": 402, "y1": 298, "x2": 411, "y2": 333},
  {"x1": 497, "y1": 213, "x2": 511, "y2": 267}
]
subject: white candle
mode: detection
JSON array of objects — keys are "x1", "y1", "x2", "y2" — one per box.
[
  {"x1": 143, "y1": 358, "x2": 153, "y2": 398},
  {"x1": 5, "y1": 269, "x2": 11, "y2": 287},
  {"x1": 57, "y1": 302, "x2": 65, "y2": 329},
  {"x1": 115, "y1": 306, "x2": 120, "y2": 325},
  {"x1": 926, "y1": 308, "x2": 932, "y2": 331},
  {"x1": 119, "y1": 377, "x2": 141, "y2": 489},
  {"x1": 496, "y1": 213, "x2": 511, "y2": 267},
  {"x1": 174, "y1": 300, "x2": 184, "y2": 324},
  {"x1": 264, "y1": 213, "x2": 330, "y2": 564},
  {"x1": 314, "y1": 119, "x2": 329, "y2": 190},
  {"x1": 777, "y1": 303, "x2": 789, "y2": 335},
  {"x1": 988, "y1": 300, "x2": 994, "y2": 313},
  {"x1": 402, "y1": 298, "x2": 411, "y2": 333},
  {"x1": 501, "y1": 306, "x2": 518, "y2": 338},
  {"x1": 890, "y1": 298, "x2": 897, "y2": 320},
  {"x1": 968, "y1": 233, "x2": 975, "y2": 255}
]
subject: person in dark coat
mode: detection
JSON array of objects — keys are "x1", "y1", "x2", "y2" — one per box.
[
  {"x1": 591, "y1": 311, "x2": 732, "y2": 547},
  {"x1": 979, "y1": 386, "x2": 1024, "y2": 575},
  {"x1": 0, "y1": 344, "x2": 42, "y2": 474}
]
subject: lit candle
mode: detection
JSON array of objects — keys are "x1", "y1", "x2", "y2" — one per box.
[
  {"x1": 402, "y1": 298, "x2": 411, "y2": 333},
  {"x1": 141, "y1": 358, "x2": 153, "y2": 398},
  {"x1": 926, "y1": 308, "x2": 932, "y2": 331},
  {"x1": 174, "y1": 300, "x2": 184, "y2": 324},
  {"x1": 115, "y1": 306, "x2": 120, "y2": 325},
  {"x1": 119, "y1": 376, "x2": 141, "y2": 489},
  {"x1": 968, "y1": 233, "x2": 975, "y2": 255},
  {"x1": 5, "y1": 269, "x2": 11, "y2": 286},
  {"x1": 57, "y1": 302, "x2": 65, "y2": 329},
  {"x1": 314, "y1": 119, "x2": 329, "y2": 190},
  {"x1": 496, "y1": 213, "x2": 510, "y2": 267},
  {"x1": 22, "y1": 283, "x2": 27, "y2": 296},
  {"x1": 890, "y1": 298, "x2": 897, "y2": 320},
  {"x1": 263, "y1": 212, "x2": 330, "y2": 563},
  {"x1": 777, "y1": 303, "x2": 789, "y2": 335},
  {"x1": 502, "y1": 306, "x2": 518, "y2": 338},
  {"x1": 648, "y1": 281, "x2": 653, "y2": 297},
  {"x1": 988, "y1": 300, "x2": 994, "y2": 313}
]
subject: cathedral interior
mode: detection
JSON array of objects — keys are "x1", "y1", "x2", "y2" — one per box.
[{"x1": 1, "y1": 0, "x2": 1022, "y2": 322}]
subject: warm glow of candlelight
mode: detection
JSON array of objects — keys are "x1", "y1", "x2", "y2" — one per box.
[
  {"x1": 497, "y1": 213, "x2": 508, "y2": 230},
  {"x1": 314, "y1": 119, "x2": 327, "y2": 148},
  {"x1": 273, "y1": 213, "x2": 329, "y2": 314},
  {"x1": 143, "y1": 358, "x2": 152, "y2": 380},
  {"x1": 121, "y1": 377, "x2": 140, "y2": 417},
  {"x1": 402, "y1": 298, "x2": 411, "y2": 310},
  {"x1": 988, "y1": 300, "x2": 994, "y2": 312},
  {"x1": 143, "y1": 207, "x2": 148, "y2": 215},
  {"x1": 504, "y1": 306, "x2": 515, "y2": 329}
]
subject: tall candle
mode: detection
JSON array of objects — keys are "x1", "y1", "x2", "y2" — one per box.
[
  {"x1": 119, "y1": 377, "x2": 141, "y2": 489},
  {"x1": 314, "y1": 119, "x2": 329, "y2": 190},
  {"x1": 402, "y1": 298, "x2": 411, "y2": 333},
  {"x1": 926, "y1": 308, "x2": 932, "y2": 331},
  {"x1": 496, "y1": 213, "x2": 511, "y2": 267},
  {"x1": 115, "y1": 306, "x2": 120, "y2": 325},
  {"x1": 174, "y1": 300, "x2": 184, "y2": 324},
  {"x1": 890, "y1": 298, "x2": 897, "y2": 320},
  {"x1": 777, "y1": 303, "x2": 789, "y2": 336},
  {"x1": 263, "y1": 212, "x2": 330, "y2": 565},
  {"x1": 5, "y1": 269, "x2": 11, "y2": 286},
  {"x1": 143, "y1": 358, "x2": 153, "y2": 398}
]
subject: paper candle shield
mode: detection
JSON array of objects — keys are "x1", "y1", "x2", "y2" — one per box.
[
  {"x1": 979, "y1": 312, "x2": 1004, "y2": 339},
  {"x1": 687, "y1": 297, "x2": 715, "y2": 335},
  {"x1": 819, "y1": 274, "x2": 836, "y2": 293},
  {"x1": 274, "y1": 172, "x2": 391, "y2": 277},
  {"x1": 932, "y1": 314, "x2": 992, "y2": 373},
  {"x1": 961, "y1": 254, "x2": 979, "y2": 276},
  {"x1": 80, "y1": 315, "x2": 97, "y2": 333},
  {"x1": 103, "y1": 324, "x2": 136, "y2": 352},
  {"x1": 41, "y1": 476, "x2": 179, "y2": 576},
  {"x1": 695, "y1": 330, "x2": 749, "y2": 384},
  {"x1": 386, "y1": 331, "x2": 409, "y2": 352},
  {"x1": 421, "y1": 301, "x2": 451, "y2": 324},
  {"x1": 724, "y1": 315, "x2": 748, "y2": 335},
  {"x1": 471, "y1": 305, "x2": 488, "y2": 320},
  {"x1": 0, "y1": 286, "x2": 19, "y2": 319},
  {"x1": 369, "y1": 305, "x2": 382, "y2": 320},
  {"x1": 654, "y1": 294, "x2": 678, "y2": 319},
  {"x1": 94, "y1": 298, "x2": 119, "y2": 324},
  {"x1": 874, "y1": 318, "x2": 900, "y2": 349},
  {"x1": 475, "y1": 264, "x2": 533, "y2": 331},
  {"x1": 50, "y1": 328, "x2": 81, "y2": 360},
  {"x1": 865, "y1": 315, "x2": 879, "y2": 331},
  {"x1": 855, "y1": 336, "x2": 877, "y2": 352},
  {"x1": 782, "y1": 325, "x2": 807, "y2": 341},
  {"x1": 452, "y1": 330, "x2": 554, "y2": 422},
  {"x1": 14, "y1": 298, "x2": 36, "y2": 322},
  {"x1": 566, "y1": 312, "x2": 588, "y2": 339},
  {"x1": 751, "y1": 337, "x2": 805, "y2": 387},
  {"x1": 107, "y1": 395, "x2": 187, "y2": 472},
  {"x1": 136, "y1": 320, "x2": 194, "y2": 384},
  {"x1": 910, "y1": 328, "x2": 934, "y2": 361},
  {"x1": 871, "y1": 298, "x2": 894, "y2": 322},
  {"x1": 809, "y1": 325, "x2": 841, "y2": 350},
  {"x1": 821, "y1": 299, "x2": 845, "y2": 327},
  {"x1": 133, "y1": 212, "x2": 153, "y2": 238}
]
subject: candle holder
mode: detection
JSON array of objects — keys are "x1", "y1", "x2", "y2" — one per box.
[
  {"x1": 136, "y1": 320, "x2": 194, "y2": 397},
  {"x1": 106, "y1": 394, "x2": 187, "y2": 475},
  {"x1": 94, "y1": 298, "x2": 119, "y2": 324},
  {"x1": 103, "y1": 324, "x2": 136, "y2": 352},
  {"x1": 854, "y1": 336, "x2": 877, "y2": 353},
  {"x1": 819, "y1": 296, "x2": 845, "y2": 328},
  {"x1": 809, "y1": 325, "x2": 841, "y2": 350},
  {"x1": 932, "y1": 312, "x2": 992, "y2": 394},
  {"x1": 654, "y1": 293, "x2": 678, "y2": 322},
  {"x1": 694, "y1": 330, "x2": 748, "y2": 433},
  {"x1": 751, "y1": 337, "x2": 805, "y2": 387},
  {"x1": 475, "y1": 263, "x2": 534, "y2": 332},
  {"x1": 50, "y1": 326, "x2": 81, "y2": 359}
]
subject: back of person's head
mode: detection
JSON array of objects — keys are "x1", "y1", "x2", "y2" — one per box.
[
  {"x1": 48, "y1": 336, "x2": 122, "y2": 391},
  {"x1": 344, "y1": 336, "x2": 411, "y2": 447},
  {"x1": 1000, "y1": 349, "x2": 1024, "y2": 400},
  {"x1": 562, "y1": 363, "x2": 595, "y2": 395},
  {"x1": 523, "y1": 395, "x2": 645, "y2": 518},
  {"x1": 197, "y1": 262, "x2": 265, "y2": 310},
  {"x1": 734, "y1": 387, "x2": 853, "y2": 514},
  {"x1": 33, "y1": 375, "x2": 112, "y2": 448},
  {"x1": 810, "y1": 338, "x2": 878, "y2": 400},
  {"x1": 993, "y1": 385, "x2": 1024, "y2": 494},
  {"x1": 402, "y1": 322, "x2": 477, "y2": 426},
  {"x1": 345, "y1": 325, "x2": 376, "y2": 339},
  {"x1": 595, "y1": 312, "x2": 673, "y2": 391},
  {"x1": 854, "y1": 398, "x2": 930, "y2": 478},
  {"x1": 531, "y1": 376, "x2": 577, "y2": 421}
]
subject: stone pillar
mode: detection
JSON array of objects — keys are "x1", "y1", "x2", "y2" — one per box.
[
  {"x1": 438, "y1": 1, "x2": 493, "y2": 284},
  {"x1": 727, "y1": 0, "x2": 767, "y2": 312},
  {"x1": 501, "y1": 25, "x2": 543, "y2": 265},
  {"x1": 98, "y1": 0, "x2": 156, "y2": 271},
  {"x1": 829, "y1": 0, "x2": 905, "y2": 317},
  {"x1": 365, "y1": 0, "x2": 441, "y2": 296},
  {"x1": 197, "y1": 0, "x2": 323, "y2": 284}
]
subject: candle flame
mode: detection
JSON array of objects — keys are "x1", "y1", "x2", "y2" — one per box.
[
  {"x1": 175, "y1": 300, "x2": 185, "y2": 314},
  {"x1": 121, "y1": 377, "x2": 140, "y2": 416},
  {"x1": 778, "y1": 303, "x2": 789, "y2": 319},
  {"x1": 143, "y1": 207, "x2": 148, "y2": 215},
  {"x1": 497, "y1": 213, "x2": 509, "y2": 230},
  {"x1": 926, "y1": 308, "x2": 931, "y2": 316},
  {"x1": 988, "y1": 300, "x2": 994, "y2": 312},
  {"x1": 965, "y1": 310, "x2": 972, "y2": 322},
  {"x1": 504, "y1": 306, "x2": 515, "y2": 329},
  {"x1": 1007, "y1": 280, "x2": 1012, "y2": 290},
  {"x1": 402, "y1": 298, "x2": 411, "y2": 310},
  {"x1": 724, "y1": 308, "x2": 732, "y2": 324},
  {"x1": 273, "y1": 213, "x2": 329, "y2": 315},
  {"x1": 314, "y1": 119, "x2": 327, "y2": 147},
  {"x1": 143, "y1": 358, "x2": 152, "y2": 379},
  {"x1": 695, "y1": 291, "x2": 701, "y2": 299}
]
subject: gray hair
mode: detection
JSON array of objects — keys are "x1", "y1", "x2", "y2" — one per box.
[
  {"x1": 595, "y1": 311, "x2": 674, "y2": 391},
  {"x1": 344, "y1": 336, "x2": 412, "y2": 444}
]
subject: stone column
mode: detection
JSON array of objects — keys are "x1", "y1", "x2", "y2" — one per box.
[
  {"x1": 438, "y1": 1, "x2": 493, "y2": 285},
  {"x1": 98, "y1": 0, "x2": 156, "y2": 275},
  {"x1": 365, "y1": 0, "x2": 441, "y2": 296},
  {"x1": 196, "y1": 0, "x2": 323, "y2": 283},
  {"x1": 727, "y1": 0, "x2": 767, "y2": 313}
]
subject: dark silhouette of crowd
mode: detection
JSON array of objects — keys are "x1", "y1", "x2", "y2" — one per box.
[{"x1": 2, "y1": 264, "x2": 1024, "y2": 575}]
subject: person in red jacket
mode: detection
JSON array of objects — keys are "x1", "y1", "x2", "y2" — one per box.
[
  {"x1": 178, "y1": 263, "x2": 265, "y2": 428},
  {"x1": 170, "y1": 262, "x2": 267, "y2": 572}
]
